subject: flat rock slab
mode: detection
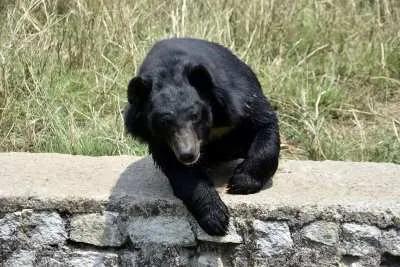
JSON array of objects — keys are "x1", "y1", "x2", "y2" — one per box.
[
  {"x1": 70, "y1": 212, "x2": 126, "y2": 247},
  {"x1": 127, "y1": 216, "x2": 196, "y2": 246},
  {"x1": 0, "y1": 153, "x2": 399, "y2": 224}
]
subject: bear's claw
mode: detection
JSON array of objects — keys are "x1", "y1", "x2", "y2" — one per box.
[{"x1": 196, "y1": 201, "x2": 230, "y2": 236}]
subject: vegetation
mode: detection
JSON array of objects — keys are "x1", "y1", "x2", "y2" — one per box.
[{"x1": 1, "y1": 0, "x2": 399, "y2": 163}]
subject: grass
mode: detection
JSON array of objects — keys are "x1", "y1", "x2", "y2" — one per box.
[{"x1": 0, "y1": 0, "x2": 399, "y2": 163}]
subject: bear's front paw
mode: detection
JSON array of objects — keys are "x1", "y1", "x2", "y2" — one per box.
[
  {"x1": 227, "y1": 172, "x2": 263, "y2": 194},
  {"x1": 196, "y1": 201, "x2": 230, "y2": 236}
]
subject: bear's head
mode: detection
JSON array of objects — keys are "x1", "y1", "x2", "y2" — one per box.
[{"x1": 125, "y1": 64, "x2": 214, "y2": 165}]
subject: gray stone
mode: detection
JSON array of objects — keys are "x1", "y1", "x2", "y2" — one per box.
[
  {"x1": 4, "y1": 250, "x2": 35, "y2": 267},
  {"x1": 339, "y1": 260, "x2": 363, "y2": 267},
  {"x1": 196, "y1": 254, "x2": 224, "y2": 267},
  {"x1": 25, "y1": 211, "x2": 66, "y2": 246},
  {"x1": 70, "y1": 212, "x2": 125, "y2": 247},
  {"x1": 137, "y1": 246, "x2": 193, "y2": 266},
  {"x1": 381, "y1": 229, "x2": 400, "y2": 256},
  {"x1": 195, "y1": 221, "x2": 242, "y2": 244},
  {"x1": 0, "y1": 210, "x2": 66, "y2": 250},
  {"x1": 119, "y1": 250, "x2": 139, "y2": 266},
  {"x1": 67, "y1": 250, "x2": 119, "y2": 267},
  {"x1": 290, "y1": 247, "x2": 338, "y2": 267},
  {"x1": 0, "y1": 213, "x2": 25, "y2": 257},
  {"x1": 128, "y1": 216, "x2": 196, "y2": 246},
  {"x1": 231, "y1": 256, "x2": 249, "y2": 267},
  {"x1": 36, "y1": 257, "x2": 64, "y2": 266},
  {"x1": 340, "y1": 223, "x2": 381, "y2": 256},
  {"x1": 0, "y1": 213, "x2": 19, "y2": 242},
  {"x1": 302, "y1": 221, "x2": 339, "y2": 246},
  {"x1": 32, "y1": 250, "x2": 70, "y2": 266},
  {"x1": 253, "y1": 220, "x2": 293, "y2": 257},
  {"x1": 339, "y1": 254, "x2": 380, "y2": 267}
]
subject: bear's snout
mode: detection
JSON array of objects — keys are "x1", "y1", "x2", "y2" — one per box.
[
  {"x1": 170, "y1": 127, "x2": 200, "y2": 165},
  {"x1": 178, "y1": 150, "x2": 199, "y2": 165}
]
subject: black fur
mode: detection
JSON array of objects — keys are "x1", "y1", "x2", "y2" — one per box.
[{"x1": 124, "y1": 38, "x2": 280, "y2": 236}]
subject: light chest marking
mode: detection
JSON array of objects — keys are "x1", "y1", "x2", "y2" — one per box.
[{"x1": 209, "y1": 126, "x2": 234, "y2": 140}]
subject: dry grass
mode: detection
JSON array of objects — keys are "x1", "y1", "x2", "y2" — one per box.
[{"x1": 0, "y1": 0, "x2": 399, "y2": 163}]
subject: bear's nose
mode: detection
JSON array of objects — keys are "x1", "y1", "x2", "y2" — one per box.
[{"x1": 179, "y1": 152, "x2": 197, "y2": 164}]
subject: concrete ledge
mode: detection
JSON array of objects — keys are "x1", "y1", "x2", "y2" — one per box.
[{"x1": 1, "y1": 152, "x2": 400, "y2": 266}]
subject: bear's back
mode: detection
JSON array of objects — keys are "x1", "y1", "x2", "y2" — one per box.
[{"x1": 138, "y1": 38, "x2": 260, "y2": 92}]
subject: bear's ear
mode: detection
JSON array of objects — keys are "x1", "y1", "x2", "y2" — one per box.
[
  {"x1": 127, "y1": 76, "x2": 152, "y2": 104},
  {"x1": 187, "y1": 64, "x2": 213, "y2": 90}
]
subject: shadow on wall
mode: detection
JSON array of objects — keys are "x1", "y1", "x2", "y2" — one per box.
[
  {"x1": 105, "y1": 156, "x2": 273, "y2": 214},
  {"x1": 109, "y1": 156, "x2": 175, "y2": 203},
  {"x1": 105, "y1": 156, "x2": 236, "y2": 214}
]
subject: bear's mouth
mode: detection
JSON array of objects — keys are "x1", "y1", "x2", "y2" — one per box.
[
  {"x1": 169, "y1": 127, "x2": 201, "y2": 166},
  {"x1": 179, "y1": 152, "x2": 200, "y2": 166}
]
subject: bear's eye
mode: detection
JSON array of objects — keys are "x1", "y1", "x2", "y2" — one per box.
[
  {"x1": 151, "y1": 113, "x2": 174, "y2": 130},
  {"x1": 190, "y1": 112, "x2": 201, "y2": 123},
  {"x1": 158, "y1": 115, "x2": 173, "y2": 126}
]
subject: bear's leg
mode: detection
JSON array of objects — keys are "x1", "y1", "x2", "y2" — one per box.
[
  {"x1": 151, "y1": 148, "x2": 229, "y2": 236},
  {"x1": 168, "y1": 167, "x2": 230, "y2": 236},
  {"x1": 227, "y1": 124, "x2": 280, "y2": 194}
]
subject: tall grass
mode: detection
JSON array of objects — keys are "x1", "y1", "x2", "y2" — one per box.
[{"x1": 0, "y1": 0, "x2": 399, "y2": 162}]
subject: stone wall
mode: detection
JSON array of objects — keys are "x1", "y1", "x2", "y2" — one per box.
[{"x1": 0, "y1": 153, "x2": 399, "y2": 266}]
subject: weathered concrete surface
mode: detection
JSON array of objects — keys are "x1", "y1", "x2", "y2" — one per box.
[
  {"x1": 1, "y1": 152, "x2": 400, "y2": 213},
  {"x1": 1, "y1": 152, "x2": 400, "y2": 266}
]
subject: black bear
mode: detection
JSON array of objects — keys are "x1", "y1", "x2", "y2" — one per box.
[{"x1": 124, "y1": 38, "x2": 280, "y2": 236}]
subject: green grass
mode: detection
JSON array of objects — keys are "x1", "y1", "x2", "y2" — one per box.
[{"x1": 0, "y1": 0, "x2": 399, "y2": 163}]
